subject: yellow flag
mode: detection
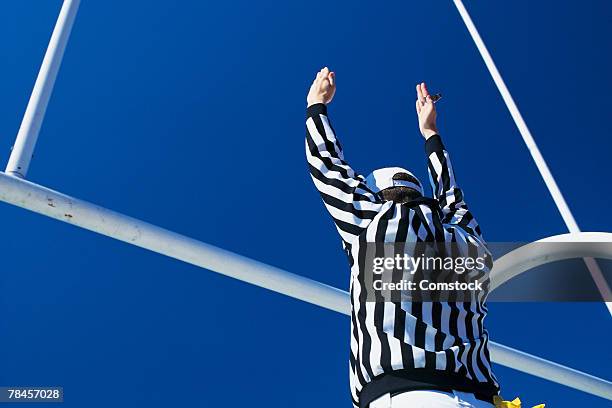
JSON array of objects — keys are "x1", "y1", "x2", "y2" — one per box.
[{"x1": 493, "y1": 395, "x2": 545, "y2": 408}]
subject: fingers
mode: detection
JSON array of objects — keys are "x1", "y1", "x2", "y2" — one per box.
[
  {"x1": 319, "y1": 67, "x2": 329, "y2": 84},
  {"x1": 321, "y1": 67, "x2": 334, "y2": 87},
  {"x1": 417, "y1": 82, "x2": 435, "y2": 108},
  {"x1": 415, "y1": 99, "x2": 421, "y2": 114},
  {"x1": 314, "y1": 67, "x2": 333, "y2": 85},
  {"x1": 308, "y1": 67, "x2": 335, "y2": 106},
  {"x1": 421, "y1": 82, "x2": 430, "y2": 97}
]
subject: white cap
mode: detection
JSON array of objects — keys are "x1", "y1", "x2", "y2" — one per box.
[{"x1": 364, "y1": 167, "x2": 423, "y2": 195}]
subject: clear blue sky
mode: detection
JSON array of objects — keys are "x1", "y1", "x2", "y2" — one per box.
[{"x1": 0, "y1": 1, "x2": 610, "y2": 406}]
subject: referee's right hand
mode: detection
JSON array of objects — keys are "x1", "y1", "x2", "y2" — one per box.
[{"x1": 415, "y1": 82, "x2": 438, "y2": 140}]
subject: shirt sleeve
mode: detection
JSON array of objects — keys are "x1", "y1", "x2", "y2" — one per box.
[
  {"x1": 425, "y1": 134, "x2": 485, "y2": 242},
  {"x1": 305, "y1": 103, "x2": 383, "y2": 242}
]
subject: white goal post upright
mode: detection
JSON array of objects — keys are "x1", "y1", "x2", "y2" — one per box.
[
  {"x1": 6, "y1": 0, "x2": 80, "y2": 178},
  {"x1": 451, "y1": 0, "x2": 612, "y2": 316},
  {"x1": 1, "y1": 0, "x2": 610, "y2": 402}
]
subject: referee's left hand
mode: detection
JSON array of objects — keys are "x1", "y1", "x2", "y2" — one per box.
[{"x1": 307, "y1": 67, "x2": 336, "y2": 107}]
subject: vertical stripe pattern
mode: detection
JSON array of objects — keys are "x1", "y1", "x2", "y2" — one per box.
[{"x1": 305, "y1": 104, "x2": 499, "y2": 407}]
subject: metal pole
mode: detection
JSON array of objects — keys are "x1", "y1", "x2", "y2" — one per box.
[
  {"x1": 0, "y1": 172, "x2": 610, "y2": 400},
  {"x1": 0, "y1": 172, "x2": 350, "y2": 315},
  {"x1": 490, "y1": 233, "x2": 612, "y2": 291},
  {"x1": 451, "y1": 0, "x2": 612, "y2": 316},
  {"x1": 489, "y1": 342, "x2": 612, "y2": 401},
  {"x1": 6, "y1": 0, "x2": 81, "y2": 178}
]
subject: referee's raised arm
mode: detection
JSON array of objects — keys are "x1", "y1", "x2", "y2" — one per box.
[
  {"x1": 305, "y1": 68, "x2": 382, "y2": 242},
  {"x1": 416, "y1": 82, "x2": 485, "y2": 241}
]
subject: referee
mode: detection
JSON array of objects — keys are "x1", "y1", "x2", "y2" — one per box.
[{"x1": 305, "y1": 67, "x2": 499, "y2": 408}]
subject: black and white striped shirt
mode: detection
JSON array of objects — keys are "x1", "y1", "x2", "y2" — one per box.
[{"x1": 305, "y1": 104, "x2": 499, "y2": 407}]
